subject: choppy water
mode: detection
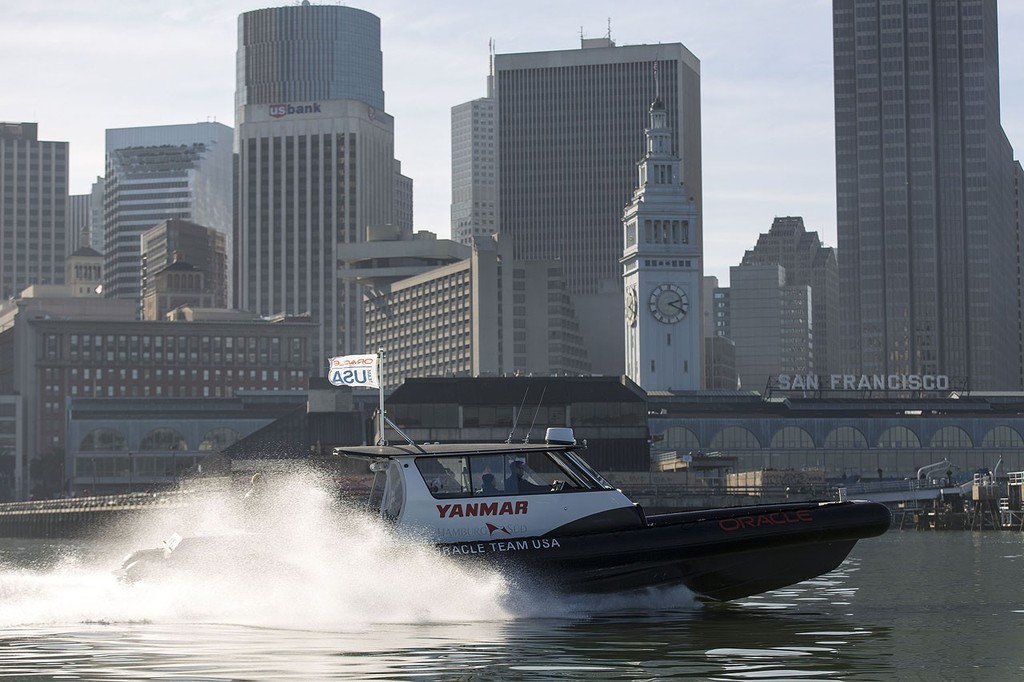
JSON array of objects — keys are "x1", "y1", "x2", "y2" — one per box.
[{"x1": 1, "y1": 471, "x2": 1023, "y2": 680}]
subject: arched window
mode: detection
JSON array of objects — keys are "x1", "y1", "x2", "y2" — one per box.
[
  {"x1": 661, "y1": 426, "x2": 700, "y2": 452},
  {"x1": 199, "y1": 427, "x2": 242, "y2": 452},
  {"x1": 770, "y1": 427, "x2": 815, "y2": 449},
  {"x1": 710, "y1": 426, "x2": 761, "y2": 449},
  {"x1": 982, "y1": 426, "x2": 1024, "y2": 448},
  {"x1": 824, "y1": 426, "x2": 868, "y2": 448},
  {"x1": 79, "y1": 428, "x2": 127, "y2": 452},
  {"x1": 930, "y1": 426, "x2": 972, "y2": 449},
  {"x1": 140, "y1": 428, "x2": 188, "y2": 451},
  {"x1": 878, "y1": 426, "x2": 921, "y2": 448}
]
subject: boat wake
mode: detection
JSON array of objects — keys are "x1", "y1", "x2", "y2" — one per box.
[{"x1": 0, "y1": 469, "x2": 698, "y2": 629}]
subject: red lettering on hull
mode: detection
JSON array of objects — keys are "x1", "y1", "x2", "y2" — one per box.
[{"x1": 718, "y1": 509, "x2": 813, "y2": 532}]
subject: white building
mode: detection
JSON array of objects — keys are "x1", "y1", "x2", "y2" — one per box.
[{"x1": 622, "y1": 97, "x2": 702, "y2": 391}]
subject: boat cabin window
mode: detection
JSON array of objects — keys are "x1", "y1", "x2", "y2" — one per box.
[
  {"x1": 381, "y1": 460, "x2": 405, "y2": 520},
  {"x1": 415, "y1": 449, "x2": 613, "y2": 499}
]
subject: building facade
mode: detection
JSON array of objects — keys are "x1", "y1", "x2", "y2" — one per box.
[
  {"x1": 622, "y1": 97, "x2": 702, "y2": 391},
  {"x1": 740, "y1": 217, "x2": 839, "y2": 374},
  {"x1": 103, "y1": 123, "x2": 233, "y2": 305},
  {"x1": 648, "y1": 391, "x2": 1024, "y2": 484},
  {"x1": 728, "y1": 264, "x2": 814, "y2": 391},
  {"x1": 834, "y1": 0, "x2": 1019, "y2": 389},
  {"x1": 234, "y1": 4, "x2": 400, "y2": 367},
  {"x1": 451, "y1": 87, "x2": 497, "y2": 245},
  {"x1": 0, "y1": 292, "x2": 315, "y2": 500},
  {"x1": 66, "y1": 392, "x2": 309, "y2": 496},
  {"x1": 487, "y1": 39, "x2": 702, "y2": 375},
  {"x1": 141, "y1": 218, "x2": 228, "y2": 319},
  {"x1": 361, "y1": 235, "x2": 590, "y2": 389},
  {"x1": 0, "y1": 122, "x2": 68, "y2": 301}
]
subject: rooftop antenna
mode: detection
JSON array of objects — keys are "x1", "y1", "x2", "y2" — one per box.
[
  {"x1": 579, "y1": 25, "x2": 585, "y2": 46},
  {"x1": 524, "y1": 386, "x2": 547, "y2": 443},
  {"x1": 507, "y1": 387, "x2": 530, "y2": 443},
  {"x1": 607, "y1": 17, "x2": 612, "y2": 41}
]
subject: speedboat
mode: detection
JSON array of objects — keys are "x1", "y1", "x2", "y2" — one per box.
[{"x1": 336, "y1": 427, "x2": 891, "y2": 602}]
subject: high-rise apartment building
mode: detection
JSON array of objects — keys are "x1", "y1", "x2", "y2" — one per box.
[
  {"x1": 477, "y1": 38, "x2": 701, "y2": 374},
  {"x1": 740, "y1": 217, "x2": 839, "y2": 374},
  {"x1": 834, "y1": 0, "x2": 1019, "y2": 389},
  {"x1": 234, "y1": 4, "x2": 401, "y2": 367},
  {"x1": 0, "y1": 122, "x2": 68, "y2": 300},
  {"x1": 103, "y1": 123, "x2": 232, "y2": 305}
]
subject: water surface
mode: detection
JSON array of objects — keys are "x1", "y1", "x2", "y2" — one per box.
[{"x1": 1, "y1": 475, "x2": 1021, "y2": 680}]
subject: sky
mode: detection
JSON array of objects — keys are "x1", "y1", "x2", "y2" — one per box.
[{"x1": 4, "y1": 0, "x2": 1024, "y2": 284}]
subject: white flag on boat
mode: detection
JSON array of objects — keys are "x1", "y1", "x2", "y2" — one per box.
[{"x1": 327, "y1": 354, "x2": 380, "y2": 388}]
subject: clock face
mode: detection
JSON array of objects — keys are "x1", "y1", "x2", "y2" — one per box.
[
  {"x1": 625, "y1": 287, "x2": 638, "y2": 326},
  {"x1": 649, "y1": 284, "x2": 688, "y2": 324}
]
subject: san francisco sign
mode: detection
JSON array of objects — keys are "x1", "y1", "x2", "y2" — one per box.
[{"x1": 776, "y1": 374, "x2": 951, "y2": 391}]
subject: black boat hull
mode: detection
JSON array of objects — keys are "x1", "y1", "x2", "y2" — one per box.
[{"x1": 437, "y1": 500, "x2": 891, "y2": 601}]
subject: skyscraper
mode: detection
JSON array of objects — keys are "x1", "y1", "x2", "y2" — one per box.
[
  {"x1": 740, "y1": 217, "x2": 839, "y2": 374},
  {"x1": 834, "y1": 0, "x2": 1019, "y2": 389},
  {"x1": 103, "y1": 123, "x2": 232, "y2": 304},
  {"x1": 0, "y1": 122, "x2": 68, "y2": 300},
  {"x1": 234, "y1": 4, "x2": 400, "y2": 367},
  {"x1": 486, "y1": 38, "x2": 702, "y2": 374},
  {"x1": 451, "y1": 75, "x2": 496, "y2": 245}
]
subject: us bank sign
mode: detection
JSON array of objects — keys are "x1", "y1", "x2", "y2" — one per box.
[
  {"x1": 269, "y1": 102, "x2": 322, "y2": 118},
  {"x1": 776, "y1": 373, "x2": 951, "y2": 391}
]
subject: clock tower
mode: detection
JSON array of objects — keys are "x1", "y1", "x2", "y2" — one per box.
[{"x1": 622, "y1": 94, "x2": 701, "y2": 391}]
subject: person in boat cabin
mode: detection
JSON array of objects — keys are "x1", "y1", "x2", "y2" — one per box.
[
  {"x1": 480, "y1": 473, "x2": 499, "y2": 495},
  {"x1": 505, "y1": 460, "x2": 547, "y2": 493}
]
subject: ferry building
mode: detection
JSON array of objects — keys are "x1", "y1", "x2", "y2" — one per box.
[{"x1": 646, "y1": 373, "x2": 1023, "y2": 483}]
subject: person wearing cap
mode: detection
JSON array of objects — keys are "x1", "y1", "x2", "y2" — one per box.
[{"x1": 505, "y1": 460, "x2": 547, "y2": 493}]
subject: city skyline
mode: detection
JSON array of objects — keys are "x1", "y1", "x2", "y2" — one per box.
[{"x1": 4, "y1": 0, "x2": 1024, "y2": 283}]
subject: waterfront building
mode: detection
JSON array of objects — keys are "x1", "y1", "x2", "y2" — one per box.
[
  {"x1": 141, "y1": 218, "x2": 227, "y2": 319},
  {"x1": 481, "y1": 38, "x2": 702, "y2": 374},
  {"x1": 740, "y1": 217, "x2": 838, "y2": 374},
  {"x1": 622, "y1": 95, "x2": 702, "y2": 391},
  {"x1": 834, "y1": 0, "x2": 1020, "y2": 389},
  {"x1": 0, "y1": 290, "x2": 315, "y2": 500},
  {"x1": 727, "y1": 264, "x2": 813, "y2": 391},
  {"x1": 0, "y1": 122, "x2": 68, "y2": 301},
  {"x1": 66, "y1": 392, "x2": 311, "y2": 496},
  {"x1": 360, "y1": 235, "x2": 590, "y2": 389},
  {"x1": 648, "y1": 390, "x2": 1024, "y2": 484},
  {"x1": 382, "y1": 376, "x2": 649, "y2": 472},
  {"x1": 234, "y1": 4, "x2": 405, "y2": 366},
  {"x1": 103, "y1": 123, "x2": 233, "y2": 306}
]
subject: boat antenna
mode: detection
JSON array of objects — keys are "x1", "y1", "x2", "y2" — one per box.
[
  {"x1": 507, "y1": 387, "x2": 530, "y2": 443},
  {"x1": 524, "y1": 386, "x2": 547, "y2": 443}
]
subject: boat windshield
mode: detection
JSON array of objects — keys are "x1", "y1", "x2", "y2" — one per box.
[{"x1": 414, "y1": 449, "x2": 609, "y2": 499}]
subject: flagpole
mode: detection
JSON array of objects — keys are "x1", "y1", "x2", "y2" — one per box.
[{"x1": 377, "y1": 347, "x2": 385, "y2": 445}]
